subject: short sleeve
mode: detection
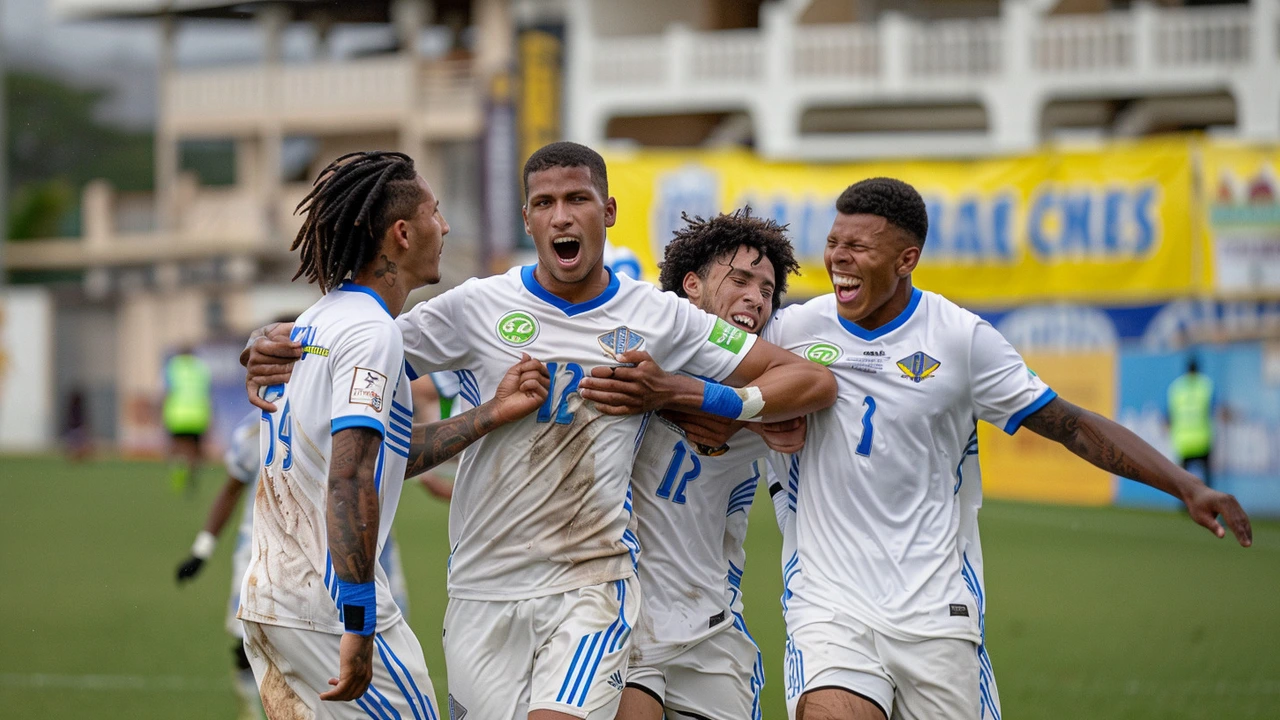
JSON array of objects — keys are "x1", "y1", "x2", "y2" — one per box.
[
  {"x1": 329, "y1": 319, "x2": 405, "y2": 438},
  {"x1": 429, "y1": 371, "x2": 462, "y2": 399},
  {"x1": 223, "y1": 412, "x2": 261, "y2": 484},
  {"x1": 660, "y1": 293, "x2": 758, "y2": 381},
  {"x1": 397, "y1": 283, "x2": 473, "y2": 377},
  {"x1": 970, "y1": 320, "x2": 1056, "y2": 435}
]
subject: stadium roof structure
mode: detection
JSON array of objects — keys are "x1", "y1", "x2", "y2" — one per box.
[{"x1": 52, "y1": 0, "x2": 473, "y2": 24}]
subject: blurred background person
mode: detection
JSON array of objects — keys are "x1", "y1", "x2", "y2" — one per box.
[
  {"x1": 162, "y1": 345, "x2": 212, "y2": 495},
  {"x1": 1166, "y1": 355, "x2": 1219, "y2": 489},
  {"x1": 62, "y1": 386, "x2": 92, "y2": 462}
]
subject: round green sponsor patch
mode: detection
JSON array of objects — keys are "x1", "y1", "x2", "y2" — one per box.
[
  {"x1": 804, "y1": 342, "x2": 841, "y2": 366},
  {"x1": 496, "y1": 310, "x2": 539, "y2": 346}
]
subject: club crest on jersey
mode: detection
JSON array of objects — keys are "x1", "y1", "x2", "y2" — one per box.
[
  {"x1": 897, "y1": 351, "x2": 941, "y2": 383},
  {"x1": 496, "y1": 310, "x2": 539, "y2": 347},
  {"x1": 598, "y1": 326, "x2": 645, "y2": 359}
]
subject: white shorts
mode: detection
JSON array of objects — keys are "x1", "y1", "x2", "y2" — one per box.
[
  {"x1": 443, "y1": 576, "x2": 639, "y2": 720},
  {"x1": 626, "y1": 613, "x2": 764, "y2": 720},
  {"x1": 783, "y1": 601, "x2": 999, "y2": 720},
  {"x1": 242, "y1": 619, "x2": 440, "y2": 720}
]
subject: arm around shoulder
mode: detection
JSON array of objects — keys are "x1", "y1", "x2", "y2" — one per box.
[{"x1": 722, "y1": 339, "x2": 837, "y2": 423}]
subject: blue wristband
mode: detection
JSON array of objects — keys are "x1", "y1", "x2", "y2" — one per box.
[
  {"x1": 700, "y1": 381, "x2": 744, "y2": 420},
  {"x1": 335, "y1": 580, "x2": 376, "y2": 636}
]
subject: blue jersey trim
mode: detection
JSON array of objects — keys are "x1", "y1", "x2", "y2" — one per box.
[
  {"x1": 337, "y1": 281, "x2": 392, "y2": 318},
  {"x1": 520, "y1": 264, "x2": 620, "y2": 317},
  {"x1": 1003, "y1": 388, "x2": 1057, "y2": 435},
  {"x1": 837, "y1": 287, "x2": 922, "y2": 341},
  {"x1": 332, "y1": 415, "x2": 386, "y2": 438}
]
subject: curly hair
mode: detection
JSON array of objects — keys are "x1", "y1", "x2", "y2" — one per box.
[
  {"x1": 836, "y1": 177, "x2": 929, "y2": 247},
  {"x1": 523, "y1": 141, "x2": 608, "y2": 200},
  {"x1": 658, "y1": 207, "x2": 799, "y2": 312},
  {"x1": 291, "y1": 151, "x2": 425, "y2": 292}
]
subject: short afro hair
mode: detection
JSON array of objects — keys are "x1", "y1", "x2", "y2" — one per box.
[
  {"x1": 658, "y1": 207, "x2": 799, "y2": 313},
  {"x1": 835, "y1": 177, "x2": 929, "y2": 247},
  {"x1": 523, "y1": 141, "x2": 608, "y2": 200}
]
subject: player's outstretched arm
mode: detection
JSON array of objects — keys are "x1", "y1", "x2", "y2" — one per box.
[
  {"x1": 320, "y1": 426, "x2": 382, "y2": 702},
  {"x1": 580, "y1": 343, "x2": 836, "y2": 423},
  {"x1": 1022, "y1": 396, "x2": 1252, "y2": 547},
  {"x1": 175, "y1": 475, "x2": 247, "y2": 583},
  {"x1": 404, "y1": 354, "x2": 550, "y2": 478},
  {"x1": 241, "y1": 322, "x2": 301, "y2": 412}
]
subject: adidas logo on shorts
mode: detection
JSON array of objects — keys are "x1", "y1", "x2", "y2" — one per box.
[{"x1": 607, "y1": 670, "x2": 625, "y2": 691}]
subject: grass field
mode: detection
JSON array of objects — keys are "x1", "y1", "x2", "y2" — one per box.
[{"x1": 1, "y1": 454, "x2": 1277, "y2": 719}]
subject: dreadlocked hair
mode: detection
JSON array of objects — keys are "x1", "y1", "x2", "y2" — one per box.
[
  {"x1": 291, "y1": 151, "x2": 424, "y2": 292},
  {"x1": 658, "y1": 207, "x2": 799, "y2": 312}
]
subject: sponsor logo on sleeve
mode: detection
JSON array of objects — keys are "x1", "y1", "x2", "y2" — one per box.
[
  {"x1": 496, "y1": 310, "x2": 539, "y2": 347},
  {"x1": 708, "y1": 317, "x2": 748, "y2": 354},
  {"x1": 897, "y1": 351, "x2": 941, "y2": 383},
  {"x1": 349, "y1": 367, "x2": 388, "y2": 411},
  {"x1": 804, "y1": 342, "x2": 842, "y2": 366}
]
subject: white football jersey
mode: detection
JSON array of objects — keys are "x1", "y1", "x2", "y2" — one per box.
[
  {"x1": 397, "y1": 266, "x2": 758, "y2": 601},
  {"x1": 239, "y1": 283, "x2": 413, "y2": 635},
  {"x1": 630, "y1": 419, "x2": 769, "y2": 665},
  {"x1": 763, "y1": 288, "x2": 1053, "y2": 643}
]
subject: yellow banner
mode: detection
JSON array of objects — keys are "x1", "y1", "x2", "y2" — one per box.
[
  {"x1": 978, "y1": 352, "x2": 1116, "y2": 506},
  {"x1": 1200, "y1": 141, "x2": 1280, "y2": 294},
  {"x1": 604, "y1": 138, "x2": 1198, "y2": 303}
]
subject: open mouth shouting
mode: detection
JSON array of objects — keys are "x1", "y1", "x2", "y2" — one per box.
[
  {"x1": 831, "y1": 273, "x2": 862, "y2": 304},
  {"x1": 729, "y1": 313, "x2": 759, "y2": 332},
  {"x1": 552, "y1": 236, "x2": 582, "y2": 268}
]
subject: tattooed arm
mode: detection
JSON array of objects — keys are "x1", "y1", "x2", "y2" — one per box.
[
  {"x1": 405, "y1": 354, "x2": 550, "y2": 478},
  {"x1": 1021, "y1": 396, "x2": 1252, "y2": 547},
  {"x1": 321, "y1": 426, "x2": 382, "y2": 702}
]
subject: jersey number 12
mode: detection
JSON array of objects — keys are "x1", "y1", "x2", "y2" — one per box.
[{"x1": 537, "y1": 362, "x2": 585, "y2": 425}]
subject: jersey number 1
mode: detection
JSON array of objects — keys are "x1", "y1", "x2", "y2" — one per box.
[{"x1": 856, "y1": 395, "x2": 876, "y2": 457}]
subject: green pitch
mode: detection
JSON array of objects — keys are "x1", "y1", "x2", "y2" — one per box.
[{"x1": 1, "y1": 455, "x2": 1276, "y2": 719}]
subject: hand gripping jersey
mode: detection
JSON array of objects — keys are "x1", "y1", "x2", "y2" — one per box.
[
  {"x1": 396, "y1": 266, "x2": 757, "y2": 601},
  {"x1": 762, "y1": 289, "x2": 1053, "y2": 643},
  {"x1": 629, "y1": 419, "x2": 769, "y2": 665},
  {"x1": 239, "y1": 283, "x2": 413, "y2": 634}
]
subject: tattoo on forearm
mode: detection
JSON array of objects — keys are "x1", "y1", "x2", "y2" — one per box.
[
  {"x1": 1022, "y1": 397, "x2": 1180, "y2": 493},
  {"x1": 404, "y1": 405, "x2": 499, "y2": 478},
  {"x1": 327, "y1": 427, "x2": 382, "y2": 584},
  {"x1": 374, "y1": 254, "x2": 398, "y2": 288}
]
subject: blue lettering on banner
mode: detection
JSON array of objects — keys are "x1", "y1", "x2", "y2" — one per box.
[
  {"x1": 1028, "y1": 185, "x2": 1158, "y2": 260},
  {"x1": 652, "y1": 165, "x2": 720, "y2": 256},
  {"x1": 923, "y1": 193, "x2": 1016, "y2": 263},
  {"x1": 652, "y1": 170, "x2": 1161, "y2": 266}
]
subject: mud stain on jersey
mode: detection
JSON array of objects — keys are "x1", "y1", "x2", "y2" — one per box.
[
  {"x1": 529, "y1": 396, "x2": 627, "y2": 568},
  {"x1": 242, "y1": 464, "x2": 323, "y2": 623}
]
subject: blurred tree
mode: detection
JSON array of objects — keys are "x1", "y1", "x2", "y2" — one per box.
[
  {"x1": 9, "y1": 179, "x2": 75, "y2": 239},
  {"x1": 4, "y1": 70, "x2": 234, "y2": 241},
  {"x1": 6, "y1": 70, "x2": 153, "y2": 239}
]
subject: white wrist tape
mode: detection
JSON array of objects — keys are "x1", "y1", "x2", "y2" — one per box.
[
  {"x1": 191, "y1": 531, "x2": 217, "y2": 560},
  {"x1": 735, "y1": 386, "x2": 765, "y2": 422}
]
